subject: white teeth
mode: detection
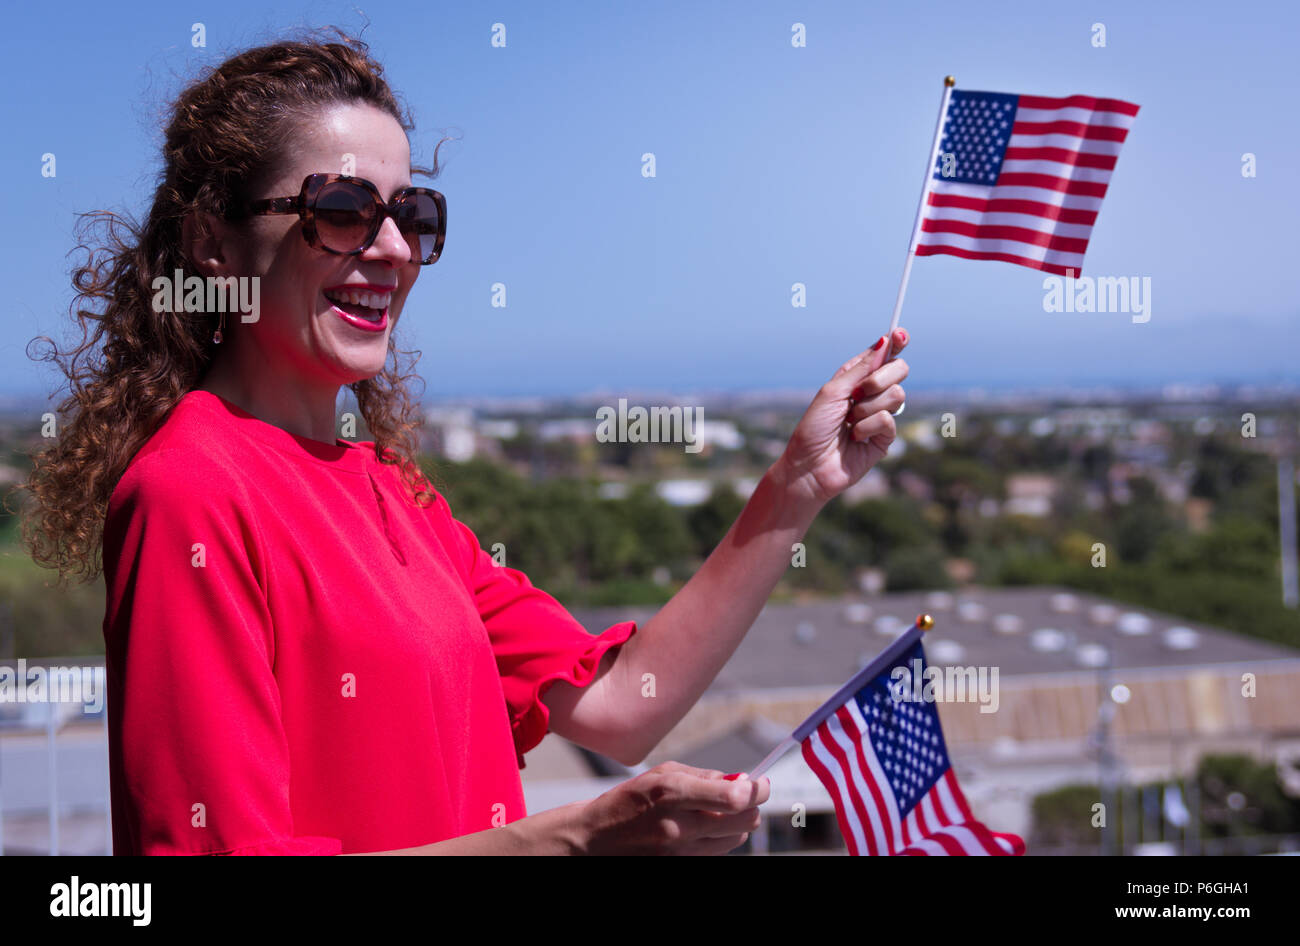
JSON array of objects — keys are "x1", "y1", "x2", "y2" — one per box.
[{"x1": 325, "y1": 288, "x2": 392, "y2": 310}]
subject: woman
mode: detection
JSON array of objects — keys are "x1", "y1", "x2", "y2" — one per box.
[{"x1": 21, "y1": 32, "x2": 909, "y2": 855}]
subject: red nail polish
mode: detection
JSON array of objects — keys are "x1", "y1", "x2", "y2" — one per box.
[
  {"x1": 899, "y1": 330, "x2": 908, "y2": 344},
  {"x1": 723, "y1": 773, "x2": 744, "y2": 781},
  {"x1": 871, "y1": 336, "x2": 886, "y2": 351}
]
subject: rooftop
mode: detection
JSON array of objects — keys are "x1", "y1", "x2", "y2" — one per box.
[{"x1": 570, "y1": 586, "x2": 1298, "y2": 692}]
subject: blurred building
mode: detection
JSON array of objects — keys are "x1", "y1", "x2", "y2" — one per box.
[
  {"x1": 1004, "y1": 474, "x2": 1056, "y2": 517},
  {"x1": 424, "y1": 406, "x2": 476, "y2": 461}
]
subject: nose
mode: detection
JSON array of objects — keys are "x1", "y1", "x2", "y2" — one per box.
[{"x1": 363, "y1": 214, "x2": 414, "y2": 267}]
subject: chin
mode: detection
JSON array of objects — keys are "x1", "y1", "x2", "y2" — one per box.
[
  {"x1": 320, "y1": 330, "x2": 392, "y2": 380},
  {"x1": 342, "y1": 362, "x2": 389, "y2": 385}
]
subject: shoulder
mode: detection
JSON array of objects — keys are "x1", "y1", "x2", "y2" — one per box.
[
  {"x1": 102, "y1": 410, "x2": 270, "y2": 585},
  {"x1": 109, "y1": 397, "x2": 258, "y2": 518}
]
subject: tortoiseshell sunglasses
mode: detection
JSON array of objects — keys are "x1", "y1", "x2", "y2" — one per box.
[{"x1": 241, "y1": 173, "x2": 446, "y2": 265}]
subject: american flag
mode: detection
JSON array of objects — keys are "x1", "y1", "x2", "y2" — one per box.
[
  {"x1": 800, "y1": 633, "x2": 1025, "y2": 856},
  {"x1": 916, "y1": 89, "x2": 1140, "y2": 276}
]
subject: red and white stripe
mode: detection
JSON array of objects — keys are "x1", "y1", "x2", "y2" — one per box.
[
  {"x1": 916, "y1": 93, "x2": 1140, "y2": 276},
  {"x1": 801, "y1": 699, "x2": 1025, "y2": 856}
]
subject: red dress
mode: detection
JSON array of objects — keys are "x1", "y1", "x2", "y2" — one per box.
[{"x1": 101, "y1": 390, "x2": 636, "y2": 855}]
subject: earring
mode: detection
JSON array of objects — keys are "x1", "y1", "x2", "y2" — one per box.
[{"x1": 213, "y1": 311, "x2": 226, "y2": 345}]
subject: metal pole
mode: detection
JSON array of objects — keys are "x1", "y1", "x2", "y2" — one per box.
[
  {"x1": 1280, "y1": 456, "x2": 1298, "y2": 608},
  {"x1": 1126, "y1": 783, "x2": 1139, "y2": 855},
  {"x1": 1159, "y1": 786, "x2": 1165, "y2": 843},
  {"x1": 47, "y1": 703, "x2": 58, "y2": 856},
  {"x1": 1181, "y1": 779, "x2": 1191, "y2": 856},
  {"x1": 0, "y1": 614, "x2": 9, "y2": 854},
  {"x1": 1189, "y1": 779, "x2": 1200, "y2": 856},
  {"x1": 1139, "y1": 785, "x2": 1148, "y2": 845},
  {"x1": 103, "y1": 707, "x2": 112, "y2": 856},
  {"x1": 1097, "y1": 659, "x2": 1117, "y2": 856},
  {"x1": 0, "y1": 604, "x2": 12, "y2": 661},
  {"x1": 0, "y1": 718, "x2": 5, "y2": 857}
]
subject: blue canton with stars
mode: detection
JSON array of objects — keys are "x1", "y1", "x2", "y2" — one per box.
[
  {"x1": 933, "y1": 90, "x2": 1019, "y2": 186},
  {"x1": 852, "y1": 640, "x2": 951, "y2": 816}
]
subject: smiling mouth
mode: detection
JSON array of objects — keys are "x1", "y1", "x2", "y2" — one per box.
[{"x1": 324, "y1": 287, "x2": 392, "y2": 323}]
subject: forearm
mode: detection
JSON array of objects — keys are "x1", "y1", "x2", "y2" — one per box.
[
  {"x1": 346, "y1": 800, "x2": 588, "y2": 855},
  {"x1": 609, "y1": 462, "x2": 823, "y2": 758}
]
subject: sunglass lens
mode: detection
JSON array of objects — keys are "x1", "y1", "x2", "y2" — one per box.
[
  {"x1": 314, "y1": 182, "x2": 377, "y2": 253},
  {"x1": 394, "y1": 192, "x2": 442, "y2": 263}
]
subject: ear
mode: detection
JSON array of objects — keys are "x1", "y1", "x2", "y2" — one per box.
[{"x1": 182, "y1": 209, "x2": 235, "y2": 279}]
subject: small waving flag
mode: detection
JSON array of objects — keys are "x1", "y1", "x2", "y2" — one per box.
[
  {"x1": 802, "y1": 631, "x2": 1024, "y2": 856},
  {"x1": 749, "y1": 615, "x2": 1025, "y2": 856},
  {"x1": 916, "y1": 90, "x2": 1140, "y2": 276}
]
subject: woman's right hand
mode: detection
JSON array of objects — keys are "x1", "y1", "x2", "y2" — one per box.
[
  {"x1": 575, "y1": 761, "x2": 770, "y2": 855},
  {"x1": 350, "y1": 761, "x2": 770, "y2": 855}
]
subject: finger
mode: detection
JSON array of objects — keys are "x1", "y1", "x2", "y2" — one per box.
[
  {"x1": 850, "y1": 410, "x2": 897, "y2": 444},
  {"x1": 652, "y1": 760, "x2": 725, "y2": 780},
  {"x1": 821, "y1": 340, "x2": 894, "y2": 405},
  {"x1": 668, "y1": 804, "x2": 764, "y2": 843},
  {"x1": 701, "y1": 807, "x2": 765, "y2": 838},
  {"x1": 837, "y1": 345, "x2": 905, "y2": 406},
  {"x1": 831, "y1": 328, "x2": 909, "y2": 386},
  {"x1": 651, "y1": 761, "x2": 691, "y2": 774},
  {"x1": 834, "y1": 335, "x2": 889, "y2": 378},
  {"x1": 724, "y1": 774, "x2": 771, "y2": 807},
  {"x1": 867, "y1": 429, "x2": 897, "y2": 453},
  {"x1": 822, "y1": 336, "x2": 889, "y2": 402},
  {"x1": 887, "y1": 327, "x2": 910, "y2": 360},
  {"x1": 850, "y1": 359, "x2": 909, "y2": 402},
  {"x1": 864, "y1": 333, "x2": 894, "y2": 375},
  {"x1": 711, "y1": 774, "x2": 767, "y2": 811},
  {"x1": 848, "y1": 384, "x2": 906, "y2": 422},
  {"x1": 655, "y1": 770, "x2": 759, "y2": 813},
  {"x1": 672, "y1": 762, "x2": 730, "y2": 780}
]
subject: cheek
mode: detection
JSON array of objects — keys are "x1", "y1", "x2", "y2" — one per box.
[
  {"x1": 250, "y1": 283, "x2": 331, "y2": 333},
  {"x1": 262, "y1": 283, "x2": 314, "y2": 316}
]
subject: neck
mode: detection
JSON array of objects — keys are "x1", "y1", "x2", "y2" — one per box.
[{"x1": 197, "y1": 346, "x2": 342, "y2": 445}]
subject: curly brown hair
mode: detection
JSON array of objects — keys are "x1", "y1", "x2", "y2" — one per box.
[{"x1": 15, "y1": 28, "x2": 454, "y2": 586}]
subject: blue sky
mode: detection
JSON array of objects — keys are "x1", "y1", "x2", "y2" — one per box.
[{"x1": 2, "y1": 0, "x2": 1295, "y2": 400}]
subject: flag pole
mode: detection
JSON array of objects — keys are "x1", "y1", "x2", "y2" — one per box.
[
  {"x1": 886, "y1": 75, "x2": 956, "y2": 343},
  {"x1": 746, "y1": 614, "x2": 934, "y2": 780}
]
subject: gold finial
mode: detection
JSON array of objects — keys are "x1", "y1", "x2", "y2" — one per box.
[
  {"x1": 944, "y1": 75, "x2": 956, "y2": 87},
  {"x1": 917, "y1": 613, "x2": 934, "y2": 631}
]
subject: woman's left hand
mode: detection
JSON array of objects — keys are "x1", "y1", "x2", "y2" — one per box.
[{"x1": 774, "y1": 328, "x2": 910, "y2": 509}]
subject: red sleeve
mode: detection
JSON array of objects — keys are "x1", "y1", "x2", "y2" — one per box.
[
  {"x1": 102, "y1": 451, "x2": 342, "y2": 856},
  {"x1": 437, "y1": 493, "x2": 637, "y2": 765}
]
